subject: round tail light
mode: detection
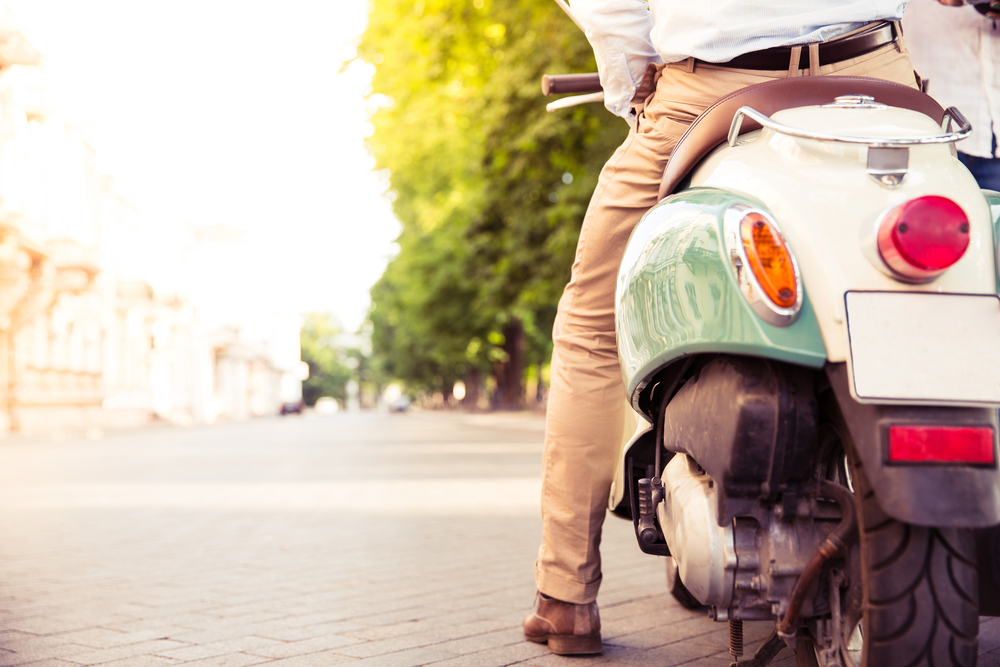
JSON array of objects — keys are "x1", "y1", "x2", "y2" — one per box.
[{"x1": 877, "y1": 196, "x2": 970, "y2": 282}]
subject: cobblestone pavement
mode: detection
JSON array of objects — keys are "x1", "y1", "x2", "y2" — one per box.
[{"x1": 0, "y1": 412, "x2": 997, "y2": 667}]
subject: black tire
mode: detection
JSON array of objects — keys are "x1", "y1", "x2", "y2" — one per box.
[
  {"x1": 848, "y1": 438, "x2": 980, "y2": 666},
  {"x1": 665, "y1": 556, "x2": 705, "y2": 610}
]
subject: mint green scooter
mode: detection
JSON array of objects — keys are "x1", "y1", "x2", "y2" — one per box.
[{"x1": 544, "y1": 70, "x2": 1000, "y2": 667}]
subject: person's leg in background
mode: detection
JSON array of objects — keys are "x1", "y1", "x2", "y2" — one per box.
[{"x1": 959, "y1": 137, "x2": 1000, "y2": 191}]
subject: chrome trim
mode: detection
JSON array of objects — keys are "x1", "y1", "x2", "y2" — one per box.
[
  {"x1": 722, "y1": 204, "x2": 803, "y2": 327},
  {"x1": 822, "y1": 94, "x2": 886, "y2": 110},
  {"x1": 546, "y1": 91, "x2": 604, "y2": 113},
  {"x1": 866, "y1": 146, "x2": 909, "y2": 188},
  {"x1": 727, "y1": 104, "x2": 972, "y2": 148},
  {"x1": 859, "y1": 205, "x2": 904, "y2": 282}
]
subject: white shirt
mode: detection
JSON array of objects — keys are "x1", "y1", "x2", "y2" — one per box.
[
  {"x1": 903, "y1": 0, "x2": 1000, "y2": 158},
  {"x1": 569, "y1": 0, "x2": 909, "y2": 118}
]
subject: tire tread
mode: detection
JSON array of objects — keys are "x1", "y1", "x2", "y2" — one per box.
[{"x1": 851, "y1": 450, "x2": 979, "y2": 667}]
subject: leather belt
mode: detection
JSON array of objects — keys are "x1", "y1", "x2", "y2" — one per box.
[{"x1": 707, "y1": 21, "x2": 898, "y2": 71}]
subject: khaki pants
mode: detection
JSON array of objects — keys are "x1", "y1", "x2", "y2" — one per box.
[{"x1": 535, "y1": 38, "x2": 918, "y2": 605}]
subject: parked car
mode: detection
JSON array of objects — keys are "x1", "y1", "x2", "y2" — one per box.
[
  {"x1": 279, "y1": 400, "x2": 304, "y2": 415},
  {"x1": 388, "y1": 396, "x2": 411, "y2": 413}
]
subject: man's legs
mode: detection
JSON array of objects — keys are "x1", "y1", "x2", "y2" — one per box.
[
  {"x1": 522, "y1": 105, "x2": 688, "y2": 656},
  {"x1": 528, "y1": 36, "x2": 918, "y2": 652},
  {"x1": 533, "y1": 60, "x2": 779, "y2": 609},
  {"x1": 534, "y1": 113, "x2": 687, "y2": 606}
]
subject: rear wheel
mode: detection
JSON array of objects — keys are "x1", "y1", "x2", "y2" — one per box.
[
  {"x1": 812, "y1": 404, "x2": 980, "y2": 666},
  {"x1": 849, "y1": 444, "x2": 979, "y2": 667}
]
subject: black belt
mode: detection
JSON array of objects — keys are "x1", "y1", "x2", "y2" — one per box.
[{"x1": 707, "y1": 21, "x2": 898, "y2": 71}]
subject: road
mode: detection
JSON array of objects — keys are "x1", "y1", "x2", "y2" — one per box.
[{"x1": 0, "y1": 412, "x2": 996, "y2": 667}]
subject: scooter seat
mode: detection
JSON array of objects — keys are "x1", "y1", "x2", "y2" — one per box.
[{"x1": 658, "y1": 76, "x2": 946, "y2": 199}]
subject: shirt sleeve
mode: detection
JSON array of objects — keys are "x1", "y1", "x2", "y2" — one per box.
[{"x1": 570, "y1": 0, "x2": 661, "y2": 118}]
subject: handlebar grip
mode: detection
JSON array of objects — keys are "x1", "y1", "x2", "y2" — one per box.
[{"x1": 541, "y1": 73, "x2": 602, "y2": 96}]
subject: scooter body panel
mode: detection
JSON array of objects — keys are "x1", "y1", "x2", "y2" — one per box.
[
  {"x1": 616, "y1": 187, "x2": 827, "y2": 407},
  {"x1": 619, "y1": 104, "x2": 1000, "y2": 412},
  {"x1": 988, "y1": 190, "x2": 1000, "y2": 293},
  {"x1": 615, "y1": 100, "x2": 1000, "y2": 530},
  {"x1": 689, "y1": 108, "x2": 998, "y2": 395}
]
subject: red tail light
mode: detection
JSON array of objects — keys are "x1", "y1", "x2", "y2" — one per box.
[
  {"x1": 888, "y1": 425, "x2": 995, "y2": 464},
  {"x1": 877, "y1": 196, "x2": 970, "y2": 282}
]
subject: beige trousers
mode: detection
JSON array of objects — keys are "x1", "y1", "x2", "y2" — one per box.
[{"x1": 535, "y1": 39, "x2": 919, "y2": 605}]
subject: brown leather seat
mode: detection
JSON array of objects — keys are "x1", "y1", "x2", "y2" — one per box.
[{"x1": 658, "y1": 76, "x2": 946, "y2": 199}]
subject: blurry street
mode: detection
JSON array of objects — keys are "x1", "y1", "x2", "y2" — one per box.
[{"x1": 0, "y1": 412, "x2": 998, "y2": 667}]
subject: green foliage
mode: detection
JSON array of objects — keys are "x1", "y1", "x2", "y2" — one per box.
[
  {"x1": 361, "y1": 0, "x2": 628, "y2": 394},
  {"x1": 299, "y1": 312, "x2": 354, "y2": 406}
]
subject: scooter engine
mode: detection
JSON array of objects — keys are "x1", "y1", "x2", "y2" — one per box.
[{"x1": 658, "y1": 453, "x2": 848, "y2": 622}]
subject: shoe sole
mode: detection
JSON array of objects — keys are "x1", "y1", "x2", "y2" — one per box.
[{"x1": 525, "y1": 633, "x2": 602, "y2": 655}]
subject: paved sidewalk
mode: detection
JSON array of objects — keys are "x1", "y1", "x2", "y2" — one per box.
[{"x1": 0, "y1": 412, "x2": 997, "y2": 667}]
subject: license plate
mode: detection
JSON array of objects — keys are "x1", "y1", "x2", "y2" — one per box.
[{"x1": 846, "y1": 291, "x2": 1000, "y2": 406}]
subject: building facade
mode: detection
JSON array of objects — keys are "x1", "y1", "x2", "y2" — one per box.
[{"x1": 0, "y1": 7, "x2": 302, "y2": 434}]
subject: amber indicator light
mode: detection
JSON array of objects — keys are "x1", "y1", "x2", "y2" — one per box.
[{"x1": 740, "y1": 213, "x2": 797, "y2": 309}]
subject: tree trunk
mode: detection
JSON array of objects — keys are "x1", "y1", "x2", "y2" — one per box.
[
  {"x1": 463, "y1": 368, "x2": 481, "y2": 411},
  {"x1": 535, "y1": 363, "x2": 547, "y2": 406},
  {"x1": 494, "y1": 318, "x2": 524, "y2": 410}
]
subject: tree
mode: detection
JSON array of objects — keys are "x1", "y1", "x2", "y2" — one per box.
[
  {"x1": 360, "y1": 0, "x2": 628, "y2": 404},
  {"x1": 299, "y1": 312, "x2": 354, "y2": 406}
]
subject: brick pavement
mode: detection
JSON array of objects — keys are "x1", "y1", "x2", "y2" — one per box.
[{"x1": 0, "y1": 412, "x2": 997, "y2": 667}]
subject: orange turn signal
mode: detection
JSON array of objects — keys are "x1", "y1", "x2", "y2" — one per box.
[{"x1": 740, "y1": 213, "x2": 797, "y2": 309}]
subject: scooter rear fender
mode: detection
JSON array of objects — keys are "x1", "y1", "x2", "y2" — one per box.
[
  {"x1": 616, "y1": 187, "x2": 827, "y2": 416},
  {"x1": 609, "y1": 358, "x2": 1000, "y2": 529},
  {"x1": 826, "y1": 363, "x2": 1000, "y2": 527}
]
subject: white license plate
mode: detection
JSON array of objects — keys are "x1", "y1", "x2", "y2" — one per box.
[{"x1": 846, "y1": 291, "x2": 1000, "y2": 406}]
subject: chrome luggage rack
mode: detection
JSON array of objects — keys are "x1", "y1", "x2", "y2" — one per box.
[{"x1": 726, "y1": 98, "x2": 972, "y2": 187}]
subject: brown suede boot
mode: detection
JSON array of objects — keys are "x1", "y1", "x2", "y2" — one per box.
[{"x1": 522, "y1": 592, "x2": 602, "y2": 655}]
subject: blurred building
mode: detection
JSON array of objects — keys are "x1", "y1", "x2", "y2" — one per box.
[{"x1": 0, "y1": 8, "x2": 302, "y2": 434}]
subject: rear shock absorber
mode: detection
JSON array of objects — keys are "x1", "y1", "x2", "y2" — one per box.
[
  {"x1": 636, "y1": 478, "x2": 660, "y2": 544},
  {"x1": 729, "y1": 619, "x2": 744, "y2": 662}
]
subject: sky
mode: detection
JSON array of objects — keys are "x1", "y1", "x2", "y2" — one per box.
[{"x1": 8, "y1": 0, "x2": 401, "y2": 333}]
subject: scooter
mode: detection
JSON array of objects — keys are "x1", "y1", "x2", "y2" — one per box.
[{"x1": 543, "y1": 38, "x2": 1000, "y2": 667}]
